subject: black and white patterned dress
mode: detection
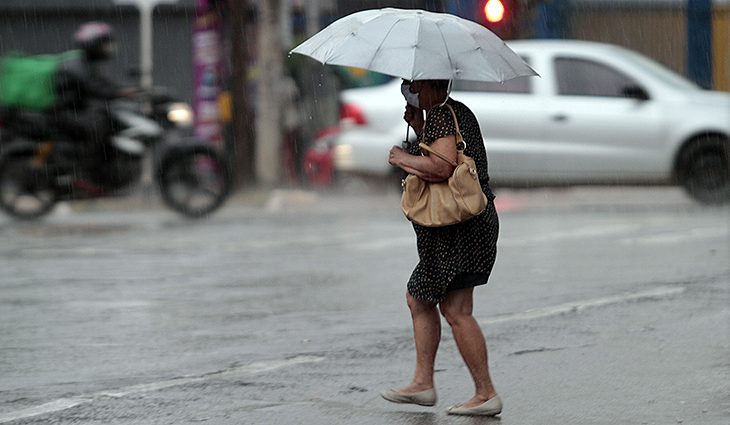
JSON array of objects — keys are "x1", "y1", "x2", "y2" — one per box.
[{"x1": 405, "y1": 98, "x2": 499, "y2": 304}]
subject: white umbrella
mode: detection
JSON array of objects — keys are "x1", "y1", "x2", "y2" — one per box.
[{"x1": 290, "y1": 8, "x2": 538, "y2": 82}]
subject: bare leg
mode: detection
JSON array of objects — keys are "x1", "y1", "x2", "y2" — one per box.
[
  {"x1": 440, "y1": 287, "x2": 497, "y2": 408},
  {"x1": 398, "y1": 291, "x2": 441, "y2": 393}
]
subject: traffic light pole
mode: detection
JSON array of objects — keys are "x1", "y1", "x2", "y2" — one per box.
[{"x1": 536, "y1": 0, "x2": 567, "y2": 39}]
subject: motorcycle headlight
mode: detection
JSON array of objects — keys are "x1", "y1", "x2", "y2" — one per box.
[
  {"x1": 167, "y1": 102, "x2": 194, "y2": 128},
  {"x1": 333, "y1": 144, "x2": 353, "y2": 168}
]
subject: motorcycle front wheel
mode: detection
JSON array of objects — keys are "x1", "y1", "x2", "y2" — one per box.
[
  {"x1": 0, "y1": 154, "x2": 58, "y2": 220},
  {"x1": 157, "y1": 147, "x2": 231, "y2": 218}
]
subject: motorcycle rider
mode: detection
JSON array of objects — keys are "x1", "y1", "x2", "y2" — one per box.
[{"x1": 52, "y1": 22, "x2": 136, "y2": 178}]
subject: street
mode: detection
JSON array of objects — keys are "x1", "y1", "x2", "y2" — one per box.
[{"x1": 0, "y1": 186, "x2": 728, "y2": 424}]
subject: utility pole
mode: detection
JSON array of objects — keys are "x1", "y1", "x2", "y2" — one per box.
[
  {"x1": 113, "y1": 0, "x2": 179, "y2": 89},
  {"x1": 229, "y1": 0, "x2": 254, "y2": 185},
  {"x1": 113, "y1": 0, "x2": 178, "y2": 193},
  {"x1": 281, "y1": 0, "x2": 293, "y2": 49},
  {"x1": 255, "y1": 0, "x2": 283, "y2": 185},
  {"x1": 306, "y1": 0, "x2": 320, "y2": 36}
]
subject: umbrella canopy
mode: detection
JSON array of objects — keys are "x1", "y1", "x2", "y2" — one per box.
[{"x1": 290, "y1": 8, "x2": 538, "y2": 82}]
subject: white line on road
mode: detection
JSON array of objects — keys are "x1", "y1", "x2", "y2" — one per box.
[
  {"x1": 351, "y1": 237, "x2": 414, "y2": 251},
  {"x1": 216, "y1": 223, "x2": 648, "y2": 254},
  {"x1": 479, "y1": 286, "x2": 686, "y2": 325},
  {"x1": 345, "y1": 224, "x2": 639, "y2": 252},
  {"x1": 0, "y1": 355, "x2": 325, "y2": 424},
  {"x1": 499, "y1": 224, "x2": 639, "y2": 247},
  {"x1": 620, "y1": 226, "x2": 730, "y2": 246},
  {"x1": 0, "y1": 398, "x2": 93, "y2": 425}
]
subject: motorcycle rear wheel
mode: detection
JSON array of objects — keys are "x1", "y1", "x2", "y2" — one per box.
[
  {"x1": 158, "y1": 147, "x2": 231, "y2": 218},
  {"x1": 0, "y1": 154, "x2": 58, "y2": 220}
]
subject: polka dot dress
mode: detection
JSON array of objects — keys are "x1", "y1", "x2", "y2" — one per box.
[{"x1": 405, "y1": 98, "x2": 499, "y2": 304}]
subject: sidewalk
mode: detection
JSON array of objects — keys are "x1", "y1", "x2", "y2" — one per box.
[{"x1": 64, "y1": 186, "x2": 293, "y2": 214}]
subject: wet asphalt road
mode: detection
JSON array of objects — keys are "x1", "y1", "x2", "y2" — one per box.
[{"x1": 0, "y1": 186, "x2": 728, "y2": 424}]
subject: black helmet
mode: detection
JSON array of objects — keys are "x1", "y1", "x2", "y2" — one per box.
[{"x1": 74, "y1": 22, "x2": 116, "y2": 60}]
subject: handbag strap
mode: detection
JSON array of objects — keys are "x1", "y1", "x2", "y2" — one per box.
[
  {"x1": 443, "y1": 103, "x2": 465, "y2": 148},
  {"x1": 418, "y1": 103, "x2": 464, "y2": 167}
]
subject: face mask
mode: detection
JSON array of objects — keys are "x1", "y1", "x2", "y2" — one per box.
[{"x1": 400, "y1": 82, "x2": 420, "y2": 108}]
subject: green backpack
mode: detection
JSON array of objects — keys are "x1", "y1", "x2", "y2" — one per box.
[{"x1": 0, "y1": 50, "x2": 80, "y2": 111}]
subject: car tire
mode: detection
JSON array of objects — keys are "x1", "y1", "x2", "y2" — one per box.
[{"x1": 676, "y1": 136, "x2": 730, "y2": 205}]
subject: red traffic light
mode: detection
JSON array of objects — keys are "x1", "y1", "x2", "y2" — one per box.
[{"x1": 484, "y1": 0, "x2": 505, "y2": 23}]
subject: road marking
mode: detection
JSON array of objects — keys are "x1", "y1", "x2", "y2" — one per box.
[
  {"x1": 0, "y1": 398, "x2": 93, "y2": 424},
  {"x1": 352, "y1": 237, "x2": 414, "y2": 251},
  {"x1": 479, "y1": 286, "x2": 686, "y2": 325},
  {"x1": 348, "y1": 224, "x2": 641, "y2": 252},
  {"x1": 620, "y1": 226, "x2": 730, "y2": 245},
  {"x1": 500, "y1": 224, "x2": 638, "y2": 247},
  {"x1": 0, "y1": 355, "x2": 324, "y2": 424}
]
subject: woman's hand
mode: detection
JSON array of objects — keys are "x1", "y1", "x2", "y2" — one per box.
[
  {"x1": 389, "y1": 136, "x2": 457, "y2": 181},
  {"x1": 389, "y1": 145, "x2": 408, "y2": 167},
  {"x1": 403, "y1": 104, "x2": 424, "y2": 135}
]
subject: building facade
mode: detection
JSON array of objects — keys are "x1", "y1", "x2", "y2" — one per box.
[{"x1": 567, "y1": 0, "x2": 729, "y2": 91}]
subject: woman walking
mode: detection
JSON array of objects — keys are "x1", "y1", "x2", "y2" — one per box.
[{"x1": 382, "y1": 79, "x2": 502, "y2": 416}]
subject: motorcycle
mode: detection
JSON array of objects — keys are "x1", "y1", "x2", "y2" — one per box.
[{"x1": 0, "y1": 88, "x2": 232, "y2": 219}]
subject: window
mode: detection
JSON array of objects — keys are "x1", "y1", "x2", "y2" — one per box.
[
  {"x1": 555, "y1": 57, "x2": 638, "y2": 97},
  {"x1": 453, "y1": 77, "x2": 531, "y2": 94}
]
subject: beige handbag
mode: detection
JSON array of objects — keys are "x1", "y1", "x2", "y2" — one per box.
[{"x1": 401, "y1": 104, "x2": 487, "y2": 227}]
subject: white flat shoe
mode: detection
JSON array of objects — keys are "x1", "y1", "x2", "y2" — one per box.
[
  {"x1": 446, "y1": 395, "x2": 502, "y2": 416},
  {"x1": 380, "y1": 388, "x2": 437, "y2": 406}
]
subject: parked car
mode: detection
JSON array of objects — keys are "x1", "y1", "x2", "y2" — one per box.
[{"x1": 331, "y1": 39, "x2": 730, "y2": 204}]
